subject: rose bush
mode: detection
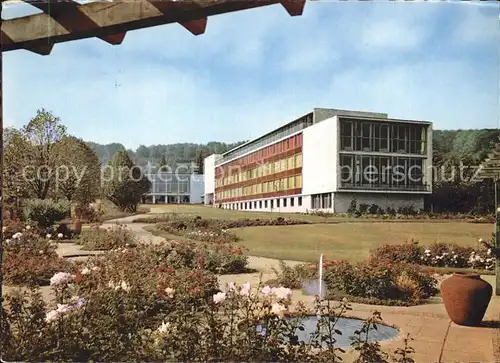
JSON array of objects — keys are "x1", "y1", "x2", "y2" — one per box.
[
  {"x1": 76, "y1": 224, "x2": 138, "y2": 250},
  {"x1": 370, "y1": 240, "x2": 496, "y2": 271},
  {"x1": 272, "y1": 259, "x2": 438, "y2": 306},
  {"x1": 2, "y1": 276, "x2": 415, "y2": 362},
  {"x1": 2, "y1": 227, "x2": 75, "y2": 286}
]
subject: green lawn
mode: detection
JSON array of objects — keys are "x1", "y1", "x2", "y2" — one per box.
[
  {"x1": 231, "y1": 222, "x2": 495, "y2": 262},
  {"x1": 143, "y1": 204, "x2": 483, "y2": 224},
  {"x1": 145, "y1": 204, "x2": 339, "y2": 222}
]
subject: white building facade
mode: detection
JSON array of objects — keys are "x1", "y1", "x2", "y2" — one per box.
[
  {"x1": 204, "y1": 108, "x2": 433, "y2": 213},
  {"x1": 146, "y1": 172, "x2": 204, "y2": 204}
]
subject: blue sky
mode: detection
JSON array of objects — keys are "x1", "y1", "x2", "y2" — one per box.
[{"x1": 3, "y1": 1, "x2": 499, "y2": 149}]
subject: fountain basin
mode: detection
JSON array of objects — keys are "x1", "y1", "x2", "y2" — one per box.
[{"x1": 258, "y1": 316, "x2": 399, "y2": 348}]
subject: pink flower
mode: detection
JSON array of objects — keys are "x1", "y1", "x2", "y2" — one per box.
[
  {"x1": 50, "y1": 272, "x2": 74, "y2": 287},
  {"x1": 270, "y1": 303, "x2": 286, "y2": 318},
  {"x1": 240, "y1": 282, "x2": 251, "y2": 296},
  {"x1": 261, "y1": 286, "x2": 272, "y2": 295},
  {"x1": 56, "y1": 304, "x2": 74, "y2": 314},
  {"x1": 213, "y1": 292, "x2": 226, "y2": 304},
  {"x1": 45, "y1": 310, "x2": 59, "y2": 323}
]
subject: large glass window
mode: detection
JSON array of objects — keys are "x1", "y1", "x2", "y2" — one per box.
[
  {"x1": 340, "y1": 121, "x2": 353, "y2": 150},
  {"x1": 339, "y1": 154, "x2": 427, "y2": 191},
  {"x1": 340, "y1": 119, "x2": 427, "y2": 154}
]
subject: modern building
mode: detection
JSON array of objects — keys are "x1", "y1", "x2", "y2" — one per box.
[
  {"x1": 204, "y1": 108, "x2": 433, "y2": 213},
  {"x1": 145, "y1": 161, "x2": 204, "y2": 204}
]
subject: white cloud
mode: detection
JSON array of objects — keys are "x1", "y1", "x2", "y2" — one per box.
[
  {"x1": 327, "y1": 59, "x2": 498, "y2": 129},
  {"x1": 451, "y1": 4, "x2": 499, "y2": 45},
  {"x1": 3, "y1": 2, "x2": 499, "y2": 149}
]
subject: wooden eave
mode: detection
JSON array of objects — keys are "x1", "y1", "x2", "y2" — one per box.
[{"x1": 1, "y1": 0, "x2": 306, "y2": 55}]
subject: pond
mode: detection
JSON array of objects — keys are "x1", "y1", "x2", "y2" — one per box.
[{"x1": 258, "y1": 316, "x2": 399, "y2": 348}]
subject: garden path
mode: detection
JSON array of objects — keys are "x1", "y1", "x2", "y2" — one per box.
[{"x1": 37, "y1": 213, "x2": 500, "y2": 362}]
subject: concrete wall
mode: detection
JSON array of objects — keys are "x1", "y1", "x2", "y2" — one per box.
[
  {"x1": 190, "y1": 174, "x2": 205, "y2": 204},
  {"x1": 302, "y1": 117, "x2": 337, "y2": 195},
  {"x1": 333, "y1": 192, "x2": 424, "y2": 213},
  {"x1": 425, "y1": 124, "x2": 433, "y2": 193},
  {"x1": 313, "y1": 108, "x2": 387, "y2": 124},
  {"x1": 203, "y1": 154, "x2": 220, "y2": 203}
]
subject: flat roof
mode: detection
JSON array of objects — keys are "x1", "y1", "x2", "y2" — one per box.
[
  {"x1": 339, "y1": 114, "x2": 432, "y2": 125},
  {"x1": 220, "y1": 111, "x2": 313, "y2": 157},
  {"x1": 221, "y1": 108, "x2": 432, "y2": 157}
]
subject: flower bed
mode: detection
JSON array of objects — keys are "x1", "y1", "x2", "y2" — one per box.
[
  {"x1": 76, "y1": 224, "x2": 139, "y2": 250},
  {"x1": 80, "y1": 239, "x2": 248, "y2": 276},
  {"x1": 152, "y1": 215, "x2": 310, "y2": 244},
  {"x1": 134, "y1": 214, "x2": 309, "y2": 227},
  {"x1": 154, "y1": 216, "x2": 240, "y2": 243},
  {"x1": 270, "y1": 259, "x2": 438, "y2": 306},
  {"x1": 2, "y1": 275, "x2": 414, "y2": 362},
  {"x1": 370, "y1": 240, "x2": 496, "y2": 271},
  {"x1": 2, "y1": 228, "x2": 75, "y2": 286}
]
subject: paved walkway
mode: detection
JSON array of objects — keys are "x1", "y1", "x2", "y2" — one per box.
[{"x1": 6, "y1": 213, "x2": 500, "y2": 362}]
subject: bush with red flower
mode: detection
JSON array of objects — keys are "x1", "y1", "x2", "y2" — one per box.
[{"x1": 2, "y1": 226, "x2": 76, "y2": 286}]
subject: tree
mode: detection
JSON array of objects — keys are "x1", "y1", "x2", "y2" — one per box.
[
  {"x1": 3, "y1": 128, "x2": 31, "y2": 199},
  {"x1": 196, "y1": 149, "x2": 204, "y2": 174},
  {"x1": 158, "y1": 154, "x2": 169, "y2": 172},
  {"x1": 5, "y1": 109, "x2": 67, "y2": 199},
  {"x1": 23, "y1": 108, "x2": 67, "y2": 199},
  {"x1": 52, "y1": 136, "x2": 101, "y2": 204},
  {"x1": 102, "y1": 151, "x2": 151, "y2": 212}
]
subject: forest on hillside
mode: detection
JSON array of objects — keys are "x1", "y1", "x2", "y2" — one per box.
[
  {"x1": 85, "y1": 141, "x2": 246, "y2": 170},
  {"x1": 5, "y1": 108, "x2": 499, "y2": 214},
  {"x1": 86, "y1": 129, "x2": 499, "y2": 169},
  {"x1": 86, "y1": 129, "x2": 500, "y2": 214}
]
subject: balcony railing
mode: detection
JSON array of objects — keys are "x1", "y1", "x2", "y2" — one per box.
[{"x1": 338, "y1": 183, "x2": 431, "y2": 192}]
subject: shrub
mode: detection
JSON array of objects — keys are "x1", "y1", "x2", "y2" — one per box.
[
  {"x1": 386, "y1": 207, "x2": 397, "y2": 216},
  {"x1": 23, "y1": 199, "x2": 70, "y2": 229},
  {"x1": 153, "y1": 240, "x2": 248, "y2": 274},
  {"x1": 347, "y1": 199, "x2": 358, "y2": 215},
  {"x1": 309, "y1": 210, "x2": 334, "y2": 218},
  {"x1": 76, "y1": 225, "x2": 139, "y2": 250},
  {"x1": 397, "y1": 205, "x2": 417, "y2": 216},
  {"x1": 420, "y1": 242, "x2": 474, "y2": 268},
  {"x1": 2, "y1": 228, "x2": 74, "y2": 286},
  {"x1": 1, "y1": 278, "x2": 415, "y2": 362},
  {"x1": 3, "y1": 227, "x2": 55, "y2": 255},
  {"x1": 359, "y1": 203, "x2": 369, "y2": 215},
  {"x1": 321, "y1": 259, "x2": 438, "y2": 305},
  {"x1": 2, "y1": 218, "x2": 29, "y2": 239},
  {"x1": 370, "y1": 241, "x2": 496, "y2": 271},
  {"x1": 368, "y1": 204, "x2": 383, "y2": 215},
  {"x1": 370, "y1": 241, "x2": 423, "y2": 265},
  {"x1": 268, "y1": 261, "x2": 317, "y2": 289},
  {"x1": 2, "y1": 250, "x2": 75, "y2": 286},
  {"x1": 73, "y1": 202, "x2": 104, "y2": 222}
]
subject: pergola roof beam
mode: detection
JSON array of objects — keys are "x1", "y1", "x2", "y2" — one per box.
[
  {"x1": 28, "y1": 0, "x2": 128, "y2": 45},
  {"x1": 149, "y1": 0, "x2": 208, "y2": 35},
  {"x1": 2, "y1": 0, "x2": 306, "y2": 55}
]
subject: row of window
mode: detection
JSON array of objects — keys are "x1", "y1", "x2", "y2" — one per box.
[
  {"x1": 222, "y1": 196, "x2": 303, "y2": 210},
  {"x1": 215, "y1": 133, "x2": 303, "y2": 177},
  {"x1": 311, "y1": 193, "x2": 332, "y2": 209},
  {"x1": 215, "y1": 153, "x2": 303, "y2": 188},
  {"x1": 149, "y1": 181, "x2": 190, "y2": 194},
  {"x1": 339, "y1": 120, "x2": 428, "y2": 154},
  {"x1": 215, "y1": 174, "x2": 303, "y2": 201},
  {"x1": 216, "y1": 114, "x2": 311, "y2": 165},
  {"x1": 339, "y1": 154, "x2": 427, "y2": 188}
]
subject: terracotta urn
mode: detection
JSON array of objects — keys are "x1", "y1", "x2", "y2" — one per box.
[{"x1": 440, "y1": 273, "x2": 492, "y2": 326}]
